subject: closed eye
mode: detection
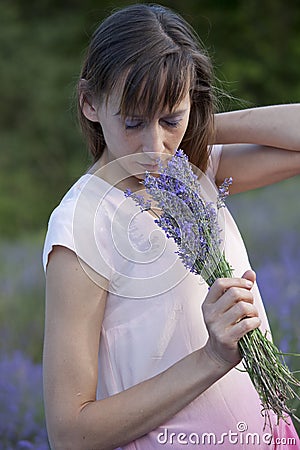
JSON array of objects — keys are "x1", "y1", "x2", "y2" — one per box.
[
  {"x1": 124, "y1": 116, "x2": 183, "y2": 130},
  {"x1": 125, "y1": 119, "x2": 144, "y2": 129},
  {"x1": 162, "y1": 119, "x2": 181, "y2": 128}
]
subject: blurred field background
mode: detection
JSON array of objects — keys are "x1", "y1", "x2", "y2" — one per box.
[{"x1": 0, "y1": 0, "x2": 299, "y2": 447}]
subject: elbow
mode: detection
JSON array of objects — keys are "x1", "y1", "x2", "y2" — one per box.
[
  {"x1": 45, "y1": 403, "x2": 118, "y2": 450},
  {"x1": 47, "y1": 421, "x2": 86, "y2": 450},
  {"x1": 47, "y1": 421, "x2": 114, "y2": 450},
  {"x1": 49, "y1": 435, "x2": 88, "y2": 450},
  {"x1": 45, "y1": 404, "x2": 93, "y2": 450},
  {"x1": 47, "y1": 430, "x2": 76, "y2": 450}
]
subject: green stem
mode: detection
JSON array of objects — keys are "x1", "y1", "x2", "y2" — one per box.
[{"x1": 195, "y1": 253, "x2": 300, "y2": 428}]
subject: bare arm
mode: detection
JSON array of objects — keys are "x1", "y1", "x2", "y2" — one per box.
[
  {"x1": 44, "y1": 246, "x2": 260, "y2": 450},
  {"x1": 213, "y1": 104, "x2": 300, "y2": 193}
]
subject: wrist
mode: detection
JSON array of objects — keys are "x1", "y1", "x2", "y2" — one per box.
[
  {"x1": 213, "y1": 111, "x2": 244, "y2": 145},
  {"x1": 201, "y1": 341, "x2": 239, "y2": 374}
]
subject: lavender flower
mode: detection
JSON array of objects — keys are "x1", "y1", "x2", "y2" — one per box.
[
  {"x1": 0, "y1": 351, "x2": 49, "y2": 449},
  {"x1": 217, "y1": 177, "x2": 233, "y2": 208},
  {"x1": 125, "y1": 148, "x2": 300, "y2": 430},
  {"x1": 127, "y1": 149, "x2": 232, "y2": 282},
  {"x1": 124, "y1": 189, "x2": 151, "y2": 211}
]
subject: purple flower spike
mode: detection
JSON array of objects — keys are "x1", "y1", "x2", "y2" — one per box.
[
  {"x1": 124, "y1": 148, "x2": 231, "y2": 281},
  {"x1": 217, "y1": 177, "x2": 233, "y2": 208},
  {"x1": 124, "y1": 149, "x2": 300, "y2": 428}
]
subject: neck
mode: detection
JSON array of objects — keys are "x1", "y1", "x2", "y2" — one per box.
[{"x1": 87, "y1": 148, "x2": 144, "y2": 192}]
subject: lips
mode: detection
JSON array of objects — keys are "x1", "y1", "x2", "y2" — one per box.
[{"x1": 140, "y1": 163, "x2": 159, "y2": 171}]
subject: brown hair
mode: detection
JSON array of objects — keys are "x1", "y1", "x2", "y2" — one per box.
[{"x1": 78, "y1": 3, "x2": 215, "y2": 172}]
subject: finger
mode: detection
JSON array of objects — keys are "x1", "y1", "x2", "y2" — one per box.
[
  {"x1": 205, "y1": 277, "x2": 254, "y2": 305},
  {"x1": 231, "y1": 316, "x2": 261, "y2": 342},
  {"x1": 204, "y1": 288, "x2": 254, "y2": 327},
  {"x1": 205, "y1": 292, "x2": 257, "y2": 331},
  {"x1": 221, "y1": 286, "x2": 254, "y2": 311},
  {"x1": 223, "y1": 301, "x2": 259, "y2": 326},
  {"x1": 242, "y1": 269, "x2": 256, "y2": 285}
]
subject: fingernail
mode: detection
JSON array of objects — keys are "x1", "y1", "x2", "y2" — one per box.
[{"x1": 246, "y1": 280, "x2": 253, "y2": 288}]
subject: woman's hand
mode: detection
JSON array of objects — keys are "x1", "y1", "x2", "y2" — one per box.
[
  {"x1": 45, "y1": 247, "x2": 258, "y2": 449},
  {"x1": 202, "y1": 270, "x2": 261, "y2": 368}
]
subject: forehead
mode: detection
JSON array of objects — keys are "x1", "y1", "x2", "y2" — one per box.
[
  {"x1": 105, "y1": 88, "x2": 191, "y2": 117},
  {"x1": 104, "y1": 69, "x2": 191, "y2": 118}
]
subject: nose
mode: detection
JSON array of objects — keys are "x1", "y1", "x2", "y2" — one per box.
[{"x1": 142, "y1": 124, "x2": 165, "y2": 161}]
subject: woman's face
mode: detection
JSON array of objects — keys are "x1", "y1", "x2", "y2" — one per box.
[{"x1": 88, "y1": 88, "x2": 191, "y2": 190}]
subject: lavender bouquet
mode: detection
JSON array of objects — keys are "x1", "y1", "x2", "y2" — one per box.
[{"x1": 125, "y1": 149, "x2": 300, "y2": 429}]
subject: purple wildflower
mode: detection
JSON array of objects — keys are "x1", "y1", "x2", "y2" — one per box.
[
  {"x1": 217, "y1": 177, "x2": 233, "y2": 208},
  {"x1": 124, "y1": 149, "x2": 300, "y2": 427},
  {"x1": 125, "y1": 149, "x2": 232, "y2": 282},
  {"x1": 0, "y1": 351, "x2": 49, "y2": 449},
  {"x1": 124, "y1": 188, "x2": 151, "y2": 211}
]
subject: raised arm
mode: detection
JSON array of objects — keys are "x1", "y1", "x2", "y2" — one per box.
[
  {"x1": 213, "y1": 104, "x2": 300, "y2": 193},
  {"x1": 43, "y1": 246, "x2": 259, "y2": 450}
]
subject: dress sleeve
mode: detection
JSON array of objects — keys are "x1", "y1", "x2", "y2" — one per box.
[
  {"x1": 42, "y1": 175, "x2": 114, "y2": 281},
  {"x1": 205, "y1": 144, "x2": 223, "y2": 183},
  {"x1": 42, "y1": 201, "x2": 76, "y2": 272}
]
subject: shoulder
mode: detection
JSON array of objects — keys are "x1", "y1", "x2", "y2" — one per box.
[
  {"x1": 42, "y1": 175, "x2": 91, "y2": 271},
  {"x1": 43, "y1": 174, "x2": 120, "y2": 280}
]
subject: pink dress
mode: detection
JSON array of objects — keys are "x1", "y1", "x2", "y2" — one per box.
[{"x1": 43, "y1": 145, "x2": 299, "y2": 449}]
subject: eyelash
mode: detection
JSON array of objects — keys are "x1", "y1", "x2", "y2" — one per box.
[
  {"x1": 125, "y1": 120, "x2": 181, "y2": 130},
  {"x1": 165, "y1": 120, "x2": 181, "y2": 128}
]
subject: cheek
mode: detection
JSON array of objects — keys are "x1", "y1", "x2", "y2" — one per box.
[
  {"x1": 182, "y1": 115, "x2": 190, "y2": 133},
  {"x1": 120, "y1": 136, "x2": 140, "y2": 158},
  {"x1": 104, "y1": 128, "x2": 133, "y2": 157},
  {"x1": 173, "y1": 127, "x2": 188, "y2": 146}
]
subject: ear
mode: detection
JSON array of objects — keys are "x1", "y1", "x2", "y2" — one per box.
[
  {"x1": 81, "y1": 95, "x2": 99, "y2": 123},
  {"x1": 78, "y1": 78, "x2": 99, "y2": 123}
]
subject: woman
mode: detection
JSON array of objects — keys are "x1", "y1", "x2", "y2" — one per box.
[{"x1": 42, "y1": 4, "x2": 300, "y2": 449}]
